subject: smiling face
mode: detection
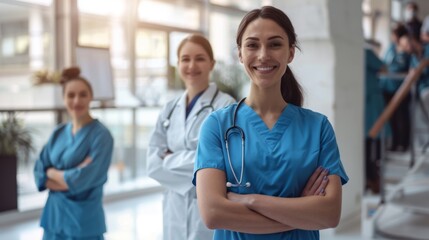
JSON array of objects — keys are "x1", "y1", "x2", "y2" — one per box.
[
  {"x1": 63, "y1": 79, "x2": 92, "y2": 121},
  {"x1": 239, "y1": 18, "x2": 295, "y2": 90},
  {"x1": 178, "y1": 41, "x2": 214, "y2": 90}
]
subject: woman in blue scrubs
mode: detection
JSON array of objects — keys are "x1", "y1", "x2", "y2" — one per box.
[
  {"x1": 34, "y1": 67, "x2": 113, "y2": 240},
  {"x1": 193, "y1": 6, "x2": 348, "y2": 240}
]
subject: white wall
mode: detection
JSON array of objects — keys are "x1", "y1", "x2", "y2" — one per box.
[{"x1": 271, "y1": 0, "x2": 364, "y2": 230}]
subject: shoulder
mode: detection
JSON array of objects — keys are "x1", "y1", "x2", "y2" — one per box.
[
  {"x1": 49, "y1": 123, "x2": 68, "y2": 141},
  {"x1": 90, "y1": 120, "x2": 113, "y2": 141},
  {"x1": 204, "y1": 104, "x2": 236, "y2": 128},
  {"x1": 291, "y1": 104, "x2": 327, "y2": 123}
]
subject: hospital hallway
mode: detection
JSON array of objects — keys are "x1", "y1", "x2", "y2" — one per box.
[{"x1": 0, "y1": 190, "x2": 389, "y2": 240}]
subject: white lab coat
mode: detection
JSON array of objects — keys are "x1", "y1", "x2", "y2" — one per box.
[{"x1": 147, "y1": 83, "x2": 235, "y2": 240}]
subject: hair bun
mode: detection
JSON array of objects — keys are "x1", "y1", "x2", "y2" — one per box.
[{"x1": 61, "y1": 67, "x2": 81, "y2": 82}]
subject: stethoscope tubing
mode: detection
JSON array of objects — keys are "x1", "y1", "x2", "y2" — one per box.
[{"x1": 225, "y1": 98, "x2": 251, "y2": 188}]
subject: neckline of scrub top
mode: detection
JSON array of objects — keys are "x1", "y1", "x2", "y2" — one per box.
[
  {"x1": 67, "y1": 119, "x2": 98, "y2": 142},
  {"x1": 240, "y1": 103, "x2": 297, "y2": 151}
]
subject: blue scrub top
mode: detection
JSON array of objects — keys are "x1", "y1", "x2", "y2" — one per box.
[
  {"x1": 34, "y1": 119, "x2": 113, "y2": 238},
  {"x1": 193, "y1": 103, "x2": 348, "y2": 240},
  {"x1": 410, "y1": 44, "x2": 429, "y2": 94},
  {"x1": 380, "y1": 43, "x2": 411, "y2": 93},
  {"x1": 365, "y1": 48, "x2": 385, "y2": 136}
]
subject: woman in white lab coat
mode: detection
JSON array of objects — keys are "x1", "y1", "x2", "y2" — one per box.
[{"x1": 146, "y1": 34, "x2": 236, "y2": 240}]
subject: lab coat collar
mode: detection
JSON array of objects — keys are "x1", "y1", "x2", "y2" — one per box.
[
  {"x1": 177, "y1": 82, "x2": 217, "y2": 108},
  {"x1": 180, "y1": 83, "x2": 217, "y2": 121}
]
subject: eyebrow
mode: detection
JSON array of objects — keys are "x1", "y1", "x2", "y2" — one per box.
[
  {"x1": 245, "y1": 36, "x2": 284, "y2": 41},
  {"x1": 180, "y1": 53, "x2": 207, "y2": 58}
]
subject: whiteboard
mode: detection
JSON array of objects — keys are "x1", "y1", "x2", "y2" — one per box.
[{"x1": 75, "y1": 46, "x2": 115, "y2": 101}]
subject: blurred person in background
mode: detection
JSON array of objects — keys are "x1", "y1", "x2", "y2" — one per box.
[
  {"x1": 34, "y1": 67, "x2": 114, "y2": 240},
  {"x1": 146, "y1": 34, "x2": 235, "y2": 240}
]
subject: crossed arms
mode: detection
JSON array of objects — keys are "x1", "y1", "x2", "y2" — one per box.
[{"x1": 196, "y1": 166, "x2": 342, "y2": 234}]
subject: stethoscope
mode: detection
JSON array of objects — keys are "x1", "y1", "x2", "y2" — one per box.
[
  {"x1": 225, "y1": 98, "x2": 251, "y2": 188},
  {"x1": 163, "y1": 88, "x2": 219, "y2": 130}
]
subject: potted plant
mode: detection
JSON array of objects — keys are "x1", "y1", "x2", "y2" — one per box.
[{"x1": 0, "y1": 112, "x2": 33, "y2": 212}]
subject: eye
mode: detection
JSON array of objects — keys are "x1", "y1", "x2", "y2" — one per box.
[
  {"x1": 180, "y1": 57, "x2": 190, "y2": 62},
  {"x1": 246, "y1": 43, "x2": 258, "y2": 49},
  {"x1": 79, "y1": 91, "x2": 89, "y2": 98},
  {"x1": 196, "y1": 57, "x2": 207, "y2": 62},
  {"x1": 269, "y1": 42, "x2": 283, "y2": 48},
  {"x1": 67, "y1": 93, "x2": 75, "y2": 99}
]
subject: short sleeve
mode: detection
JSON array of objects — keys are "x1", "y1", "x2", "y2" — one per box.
[
  {"x1": 319, "y1": 117, "x2": 349, "y2": 185},
  {"x1": 192, "y1": 113, "x2": 226, "y2": 186}
]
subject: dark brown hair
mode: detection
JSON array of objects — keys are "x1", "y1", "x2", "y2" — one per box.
[
  {"x1": 177, "y1": 34, "x2": 214, "y2": 61},
  {"x1": 61, "y1": 67, "x2": 93, "y2": 96},
  {"x1": 236, "y1": 6, "x2": 303, "y2": 106}
]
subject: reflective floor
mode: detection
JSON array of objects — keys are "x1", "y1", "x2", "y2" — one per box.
[{"x1": 0, "y1": 191, "x2": 387, "y2": 240}]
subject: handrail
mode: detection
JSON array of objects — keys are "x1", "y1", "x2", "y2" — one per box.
[{"x1": 368, "y1": 61, "x2": 427, "y2": 139}]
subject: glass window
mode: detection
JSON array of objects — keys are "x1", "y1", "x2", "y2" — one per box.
[
  {"x1": 78, "y1": 0, "x2": 126, "y2": 16},
  {"x1": 0, "y1": 3, "x2": 52, "y2": 68},
  {"x1": 209, "y1": 10, "x2": 247, "y2": 99},
  {"x1": 138, "y1": 0, "x2": 201, "y2": 30},
  {"x1": 210, "y1": 0, "x2": 260, "y2": 11},
  {"x1": 135, "y1": 29, "x2": 168, "y2": 106},
  {"x1": 78, "y1": 15, "x2": 111, "y2": 48}
]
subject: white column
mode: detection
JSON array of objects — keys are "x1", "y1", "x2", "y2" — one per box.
[
  {"x1": 272, "y1": 0, "x2": 364, "y2": 232},
  {"x1": 29, "y1": 8, "x2": 44, "y2": 70}
]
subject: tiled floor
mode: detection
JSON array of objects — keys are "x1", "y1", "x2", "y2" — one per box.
[{"x1": 0, "y1": 191, "x2": 392, "y2": 240}]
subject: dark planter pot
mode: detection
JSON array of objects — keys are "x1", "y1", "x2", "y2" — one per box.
[{"x1": 0, "y1": 154, "x2": 18, "y2": 212}]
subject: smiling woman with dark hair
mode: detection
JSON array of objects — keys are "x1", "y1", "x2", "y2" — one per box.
[{"x1": 193, "y1": 6, "x2": 348, "y2": 240}]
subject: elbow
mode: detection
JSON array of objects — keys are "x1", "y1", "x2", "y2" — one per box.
[
  {"x1": 320, "y1": 209, "x2": 341, "y2": 229},
  {"x1": 200, "y1": 204, "x2": 225, "y2": 230},
  {"x1": 201, "y1": 208, "x2": 221, "y2": 230},
  {"x1": 324, "y1": 215, "x2": 340, "y2": 229}
]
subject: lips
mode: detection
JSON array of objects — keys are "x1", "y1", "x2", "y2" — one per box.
[
  {"x1": 253, "y1": 65, "x2": 277, "y2": 73},
  {"x1": 187, "y1": 72, "x2": 201, "y2": 76}
]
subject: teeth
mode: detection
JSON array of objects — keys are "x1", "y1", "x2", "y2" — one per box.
[{"x1": 256, "y1": 66, "x2": 274, "y2": 71}]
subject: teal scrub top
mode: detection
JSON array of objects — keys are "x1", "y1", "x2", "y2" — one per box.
[
  {"x1": 193, "y1": 103, "x2": 349, "y2": 240},
  {"x1": 410, "y1": 44, "x2": 429, "y2": 94},
  {"x1": 34, "y1": 119, "x2": 113, "y2": 238},
  {"x1": 380, "y1": 43, "x2": 411, "y2": 93},
  {"x1": 365, "y1": 48, "x2": 385, "y2": 136}
]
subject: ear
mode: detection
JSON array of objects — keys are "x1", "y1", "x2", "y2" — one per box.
[
  {"x1": 210, "y1": 60, "x2": 216, "y2": 71},
  {"x1": 288, "y1": 46, "x2": 295, "y2": 64},
  {"x1": 238, "y1": 47, "x2": 243, "y2": 63}
]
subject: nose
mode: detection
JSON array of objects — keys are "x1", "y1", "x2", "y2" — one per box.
[
  {"x1": 72, "y1": 96, "x2": 81, "y2": 104},
  {"x1": 258, "y1": 47, "x2": 270, "y2": 62},
  {"x1": 189, "y1": 59, "x2": 197, "y2": 69}
]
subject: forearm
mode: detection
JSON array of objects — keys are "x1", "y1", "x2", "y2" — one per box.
[
  {"x1": 202, "y1": 197, "x2": 294, "y2": 234},
  {"x1": 45, "y1": 179, "x2": 68, "y2": 191},
  {"x1": 197, "y1": 168, "x2": 293, "y2": 234},
  {"x1": 245, "y1": 176, "x2": 342, "y2": 230},
  {"x1": 46, "y1": 168, "x2": 69, "y2": 190}
]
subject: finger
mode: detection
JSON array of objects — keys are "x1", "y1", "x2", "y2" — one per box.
[
  {"x1": 318, "y1": 188, "x2": 326, "y2": 196},
  {"x1": 303, "y1": 166, "x2": 324, "y2": 193},
  {"x1": 309, "y1": 169, "x2": 329, "y2": 194},
  {"x1": 315, "y1": 176, "x2": 329, "y2": 195}
]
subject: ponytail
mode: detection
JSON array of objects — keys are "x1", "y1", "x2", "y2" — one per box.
[{"x1": 281, "y1": 67, "x2": 303, "y2": 107}]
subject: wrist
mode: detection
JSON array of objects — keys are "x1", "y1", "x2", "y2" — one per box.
[
  {"x1": 246, "y1": 194, "x2": 257, "y2": 208},
  {"x1": 46, "y1": 168, "x2": 55, "y2": 179}
]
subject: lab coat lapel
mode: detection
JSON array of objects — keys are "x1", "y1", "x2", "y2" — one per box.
[
  {"x1": 167, "y1": 93, "x2": 187, "y2": 151},
  {"x1": 185, "y1": 83, "x2": 217, "y2": 125}
]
